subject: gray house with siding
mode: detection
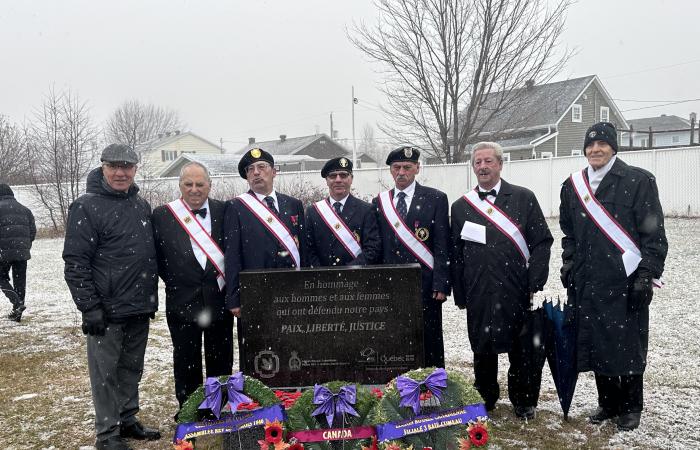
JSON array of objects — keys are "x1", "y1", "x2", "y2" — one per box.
[{"x1": 470, "y1": 75, "x2": 628, "y2": 160}]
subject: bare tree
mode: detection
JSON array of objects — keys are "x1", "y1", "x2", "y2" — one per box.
[
  {"x1": 105, "y1": 99, "x2": 184, "y2": 150},
  {"x1": 0, "y1": 115, "x2": 30, "y2": 184},
  {"x1": 26, "y1": 87, "x2": 100, "y2": 230},
  {"x1": 359, "y1": 123, "x2": 383, "y2": 163},
  {"x1": 350, "y1": 0, "x2": 572, "y2": 163}
]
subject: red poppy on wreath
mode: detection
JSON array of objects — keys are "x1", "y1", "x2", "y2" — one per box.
[
  {"x1": 265, "y1": 419, "x2": 284, "y2": 444},
  {"x1": 468, "y1": 420, "x2": 489, "y2": 447},
  {"x1": 457, "y1": 437, "x2": 471, "y2": 450},
  {"x1": 419, "y1": 390, "x2": 433, "y2": 401},
  {"x1": 288, "y1": 443, "x2": 304, "y2": 450},
  {"x1": 385, "y1": 443, "x2": 402, "y2": 450},
  {"x1": 361, "y1": 435, "x2": 379, "y2": 450},
  {"x1": 173, "y1": 439, "x2": 194, "y2": 450},
  {"x1": 371, "y1": 387, "x2": 384, "y2": 399}
]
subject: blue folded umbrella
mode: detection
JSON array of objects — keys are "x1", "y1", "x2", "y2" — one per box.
[{"x1": 543, "y1": 296, "x2": 578, "y2": 419}]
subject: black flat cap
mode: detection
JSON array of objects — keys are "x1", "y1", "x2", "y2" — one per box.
[
  {"x1": 101, "y1": 144, "x2": 139, "y2": 164},
  {"x1": 238, "y1": 148, "x2": 274, "y2": 179},
  {"x1": 321, "y1": 156, "x2": 353, "y2": 178},
  {"x1": 386, "y1": 146, "x2": 420, "y2": 165}
]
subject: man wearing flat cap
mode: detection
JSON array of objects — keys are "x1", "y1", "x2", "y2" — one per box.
[
  {"x1": 223, "y1": 148, "x2": 307, "y2": 369},
  {"x1": 372, "y1": 146, "x2": 450, "y2": 368},
  {"x1": 305, "y1": 157, "x2": 381, "y2": 267},
  {"x1": 560, "y1": 122, "x2": 668, "y2": 431},
  {"x1": 63, "y1": 144, "x2": 160, "y2": 449}
]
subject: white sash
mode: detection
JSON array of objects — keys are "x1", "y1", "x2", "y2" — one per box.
[
  {"x1": 165, "y1": 199, "x2": 226, "y2": 290},
  {"x1": 570, "y1": 170, "x2": 663, "y2": 287},
  {"x1": 313, "y1": 199, "x2": 362, "y2": 258},
  {"x1": 378, "y1": 190, "x2": 434, "y2": 270},
  {"x1": 463, "y1": 190, "x2": 531, "y2": 265},
  {"x1": 237, "y1": 193, "x2": 301, "y2": 270}
]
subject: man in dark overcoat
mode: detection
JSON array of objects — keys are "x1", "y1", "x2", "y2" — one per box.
[
  {"x1": 372, "y1": 146, "x2": 450, "y2": 368},
  {"x1": 223, "y1": 148, "x2": 307, "y2": 370},
  {"x1": 451, "y1": 141, "x2": 552, "y2": 419},
  {"x1": 560, "y1": 122, "x2": 668, "y2": 431},
  {"x1": 0, "y1": 183, "x2": 35, "y2": 322},
  {"x1": 152, "y1": 162, "x2": 232, "y2": 414},
  {"x1": 305, "y1": 156, "x2": 381, "y2": 267}
]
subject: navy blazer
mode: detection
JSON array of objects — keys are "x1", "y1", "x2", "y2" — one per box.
[
  {"x1": 152, "y1": 198, "x2": 227, "y2": 323},
  {"x1": 372, "y1": 183, "x2": 450, "y2": 299},
  {"x1": 223, "y1": 191, "x2": 307, "y2": 309},
  {"x1": 305, "y1": 194, "x2": 381, "y2": 267}
]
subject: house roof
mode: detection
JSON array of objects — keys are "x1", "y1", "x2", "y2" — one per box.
[
  {"x1": 136, "y1": 131, "x2": 224, "y2": 153},
  {"x1": 477, "y1": 76, "x2": 596, "y2": 133},
  {"x1": 238, "y1": 134, "x2": 333, "y2": 156},
  {"x1": 627, "y1": 115, "x2": 691, "y2": 131}
]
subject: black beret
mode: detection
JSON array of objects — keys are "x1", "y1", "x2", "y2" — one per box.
[
  {"x1": 321, "y1": 156, "x2": 353, "y2": 178},
  {"x1": 386, "y1": 146, "x2": 420, "y2": 165},
  {"x1": 238, "y1": 148, "x2": 274, "y2": 179},
  {"x1": 584, "y1": 122, "x2": 618, "y2": 154}
]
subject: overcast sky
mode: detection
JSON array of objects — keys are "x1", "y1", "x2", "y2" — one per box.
[{"x1": 2, "y1": 0, "x2": 699, "y2": 152}]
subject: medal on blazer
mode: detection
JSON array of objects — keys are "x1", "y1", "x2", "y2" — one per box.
[
  {"x1": 353, "y1": 231, "x2": 361, "y2": 242},
  {"x1": 415, "y1": 227, "x2": 429, "y2": 241}
]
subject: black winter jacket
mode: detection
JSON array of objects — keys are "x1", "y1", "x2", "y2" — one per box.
[
  {"x1": 0, "y1": 186, "x2": 36, "y2": 263},
  {"x1": 63, "y1": 168, "x2": 158, "y2": 320}
]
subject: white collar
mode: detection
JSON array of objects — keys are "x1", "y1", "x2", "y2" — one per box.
[
  {"x1": 395, "y1": 181, "x2": 416, "y2": 198},
  {"x1": 329, "y1": 194, "x2": 350, "y2": 207},
  {"x1": 478, "y1": 179, "x2": 502, "y2": 195},
  {"x1": 183, "y1": 198, "x2": 210, "y2": 212},
  {"x1": 253, "y1": 190, "x2": 278, "y2": 204}
]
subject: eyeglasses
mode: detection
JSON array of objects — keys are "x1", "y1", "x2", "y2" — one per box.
[
  {"x1": 245, "y1": 162, "x2": 272, "y2": 173},
  {"x1": 327, "y1": 172, "x2": 351, "y2": 179}
]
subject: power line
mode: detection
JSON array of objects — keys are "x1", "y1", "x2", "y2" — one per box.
[
  {"x1": 603, "y1": 58, "x2": 700, "y2": 80},
  {"x1": 621, "y1": 98, "x2": 700, "y2": 113},
  {"x1": 615, "y1": 98, "x2": 698, "y2": 103}
]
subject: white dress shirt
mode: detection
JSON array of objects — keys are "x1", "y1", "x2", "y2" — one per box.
[
  {"x1": 478, "y1": 179, "x2": 502, "y2": 202},
  {"x1": 393, "y1": 180, "x2": 417, "y2": 212},
  {"x1": 330, "y1": 194, "x2": 350, "y2": 213},
  {"x1": 254, "y1": 190, "x2": 279, "y2": 211}
]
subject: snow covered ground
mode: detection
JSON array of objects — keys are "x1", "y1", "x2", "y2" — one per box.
[{"x1": 0, "y1": 218, "x2": 698, "y2": 449}]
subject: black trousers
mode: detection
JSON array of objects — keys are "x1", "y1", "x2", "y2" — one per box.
[
  {"x1": 0, "y1": 260, "x2": 27, "y2": 310},
  {"x1": 595, "y1": 373, "x2": 644, "y2": 414},
  {"x1": 473, "y1": 336, "x2": 544, "y2": 409},
  {"x1": 423, "y1": 300, "x2": 445, "y2": 368},
  {"x1": 167, "y1": 314, "x2": 234, "y2": 407}
]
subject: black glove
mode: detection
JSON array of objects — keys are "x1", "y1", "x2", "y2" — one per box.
[
  {"x1": 82, "y1": 307, "x2": 106, "y2": 336},
  {"x1": 149, "y1": 312, "x2": 156, "y2": 320},
  {"x1": 629, "y1": 270, "x2": 653, "y2": 309},
  {"x1": 560, "y1": 261, "x2": 574, "y2": 288}
]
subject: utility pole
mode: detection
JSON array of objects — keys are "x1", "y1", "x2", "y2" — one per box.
[
  {"x1": 220, "y1": 137, "x2": 224, "y2": 154},
  {"x1": 352, "y1": 86, "x2": 358, "y2": 168},
  {"x1": 330, "y1": 112, "x2": 334, "y2": 140}
]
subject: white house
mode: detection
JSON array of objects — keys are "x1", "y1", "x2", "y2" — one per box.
[{"x1": 135, "y1": 131, "x2": 224, "y2": 177}]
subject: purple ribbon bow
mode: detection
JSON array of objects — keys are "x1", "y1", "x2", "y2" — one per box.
[
  {"x1": 311, "y1": 384, "x2": 359, "y2": 427},
  {"x1": 225, "y1": 372, "x2": 253, "y2": 413},
  {"x1": 396, "y1": 367, "x2": 448, "y2": 415},
  {"x1": 198, "y1": 377, "x2": 224, "y2": 418},
  {"x1": 198, "y1": 373, "x2": 252, "y2": 419}
]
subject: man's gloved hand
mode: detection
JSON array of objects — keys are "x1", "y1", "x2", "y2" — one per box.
[
  {"x1": 560, "y1": 260, "x2": 574, "y2": 288},
  {"x1": 82, "y1": 307, "x2": 106, "y2": 336},
  {"x1": 629, "y1": 270, "x2": 653, "y2": 309}
]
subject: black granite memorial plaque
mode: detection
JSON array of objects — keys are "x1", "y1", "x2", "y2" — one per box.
[{"x1": 239, "y1": 264, "x2": 424, "y2": 387}]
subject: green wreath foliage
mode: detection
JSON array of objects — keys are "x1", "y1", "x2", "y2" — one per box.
[
  {"x1": 285, "y1": 381, "x2": 380, "y2": 450},
  {"x1": 369, "y1": 367, "x2": 484, "y2": 450},
  {"x1": 178, "y1": 374, "x2": 280, "y2": 423}
]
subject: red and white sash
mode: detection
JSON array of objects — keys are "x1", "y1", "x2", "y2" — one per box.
[
  {"x1": 237, "y1": 193, "x2": 301, "y2": 270},
  {"x1": 378, "y1": 190, "x2": 434, "y2": 270},
  {"x1": 165, "y1": 199, "x2": 226, "y2": 290},
  {"x1": 570, "y1": 170, "x2": 663, "y2": 287},
  {"x1": 313, "y1": 199, "x2": 362, "y2": 259},
  {"x1": 463, "y1": 190, "x2": 531, "y2": 265}
]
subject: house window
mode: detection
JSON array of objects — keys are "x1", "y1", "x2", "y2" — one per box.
[
  {"x1": 572, "y1": 104, "x2": 582, "y2": 123},
  {"x1": 161, "y1": 150, "x2": 178, "y2": 162},
  {"x1": 672, "y1": 135, "x2": 680, "y2": 144},
  {"x1": 541, "y1": 151, "x2": 553, "y2": 158},
  {"x1": 571, "y1": 149, "x2": 582, "y2": 156},
  {"x1": 600, "y1": 106, "x2": 609, "y2": 122},
  {"x1": 502, "y1": 152, "x2": 511, "y2": 162},
  {"x1": 641, "y1": 138, "x2": 647, "y2": 147}
]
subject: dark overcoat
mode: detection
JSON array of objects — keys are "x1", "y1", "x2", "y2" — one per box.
[
  {"x1": 305, "y1": 195, "x2": 381, "y2": 267},
  {"x1": 451, "y1": 179, "x2": 553, "y2": 354},
  {"x1": 559, "y1": 157, "x2": 668, "y2": 376},
  {"x1": 152, "y1": 199, "x2": 227, "y2": 322},
  {"x1": 223, "y1": 191, "x2": 307, "y2": 309},
  {"x1": 0, "y1": 187, "x2": 36, "y2": 263}
]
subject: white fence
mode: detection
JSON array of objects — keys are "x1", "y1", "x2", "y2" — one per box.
[{"x1": 11, "y1": 146, "x2": 700, "y2": 228}]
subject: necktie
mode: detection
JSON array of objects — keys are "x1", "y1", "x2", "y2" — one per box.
[
  {"x1": 396, "y1": 191, "x2": 407, "y2": 220},
  {"x1": 191, "y1": 208, "x2": 207, "y2": 218},
  {"x1": 264, "y1": 196, "x2": 278, "y2": 215},
  {"x1": 478, "y1": 189, "x2": 497, "y2": 200},
  {"x1": 333, "y1": 201, "x2": 342, "y2": 215}
]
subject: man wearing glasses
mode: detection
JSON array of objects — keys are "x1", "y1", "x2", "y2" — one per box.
[
  {"x1": 63, "y1": 144, "x2": 160, "y2": 449},
  {"x1": 305, "y1": 157, "x2": 380, "y2": 267},
  {"x1": 223, "y1": 148, "x2": 307, "y2": 369}
]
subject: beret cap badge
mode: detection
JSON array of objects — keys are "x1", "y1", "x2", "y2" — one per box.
[{"x1": 251, "y1": 148, "x2": 262, "y2": 158}]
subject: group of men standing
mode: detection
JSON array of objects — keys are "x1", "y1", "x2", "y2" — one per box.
[{"x1": 60, "y1": 121, "x2": 666, "y2": 449}]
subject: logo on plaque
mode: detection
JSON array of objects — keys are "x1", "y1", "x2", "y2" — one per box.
[
  {"x1": 359, "y1": 347, "x2": 377, "y2": 363},
  {"x1": 254, "y1": 350, "x2": 280, "y2": 379},
  {"x1": 288, "y1": 351, "x2": 302, "y2": 371}
]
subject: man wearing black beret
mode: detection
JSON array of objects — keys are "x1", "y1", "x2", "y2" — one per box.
[
  {"x1": 223, "y1": 148, "x2": 307, "y2": 370},
  {"x1": 305, "y1": 157, "x2": 381, "y2": 267},
  {"x1": 560, "y1": 122, "x2": 668, "y2": 431},
  {"x1": 372, "y1": 146, "x2": 450, "y2": 368}
]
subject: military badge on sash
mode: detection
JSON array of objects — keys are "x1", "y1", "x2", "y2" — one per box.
[
  {"x1": 487, "y1": 207, "x2": 494, "y2": 215},
  {"x1": 183, "y1": 216, "x2": 192, "y2": 224},
  {"x1": 334, "y1": 223, "x2": 341, "y2": 230},
  {"x1": 394, "y1": 221, "x2": 401, "y2": 228},
  {"x1": 583, "y1": 194, "x2": 590, "y2": 202},
  {"x1": 267, "y1": 216, "x2": 274, "y2": 223}
]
